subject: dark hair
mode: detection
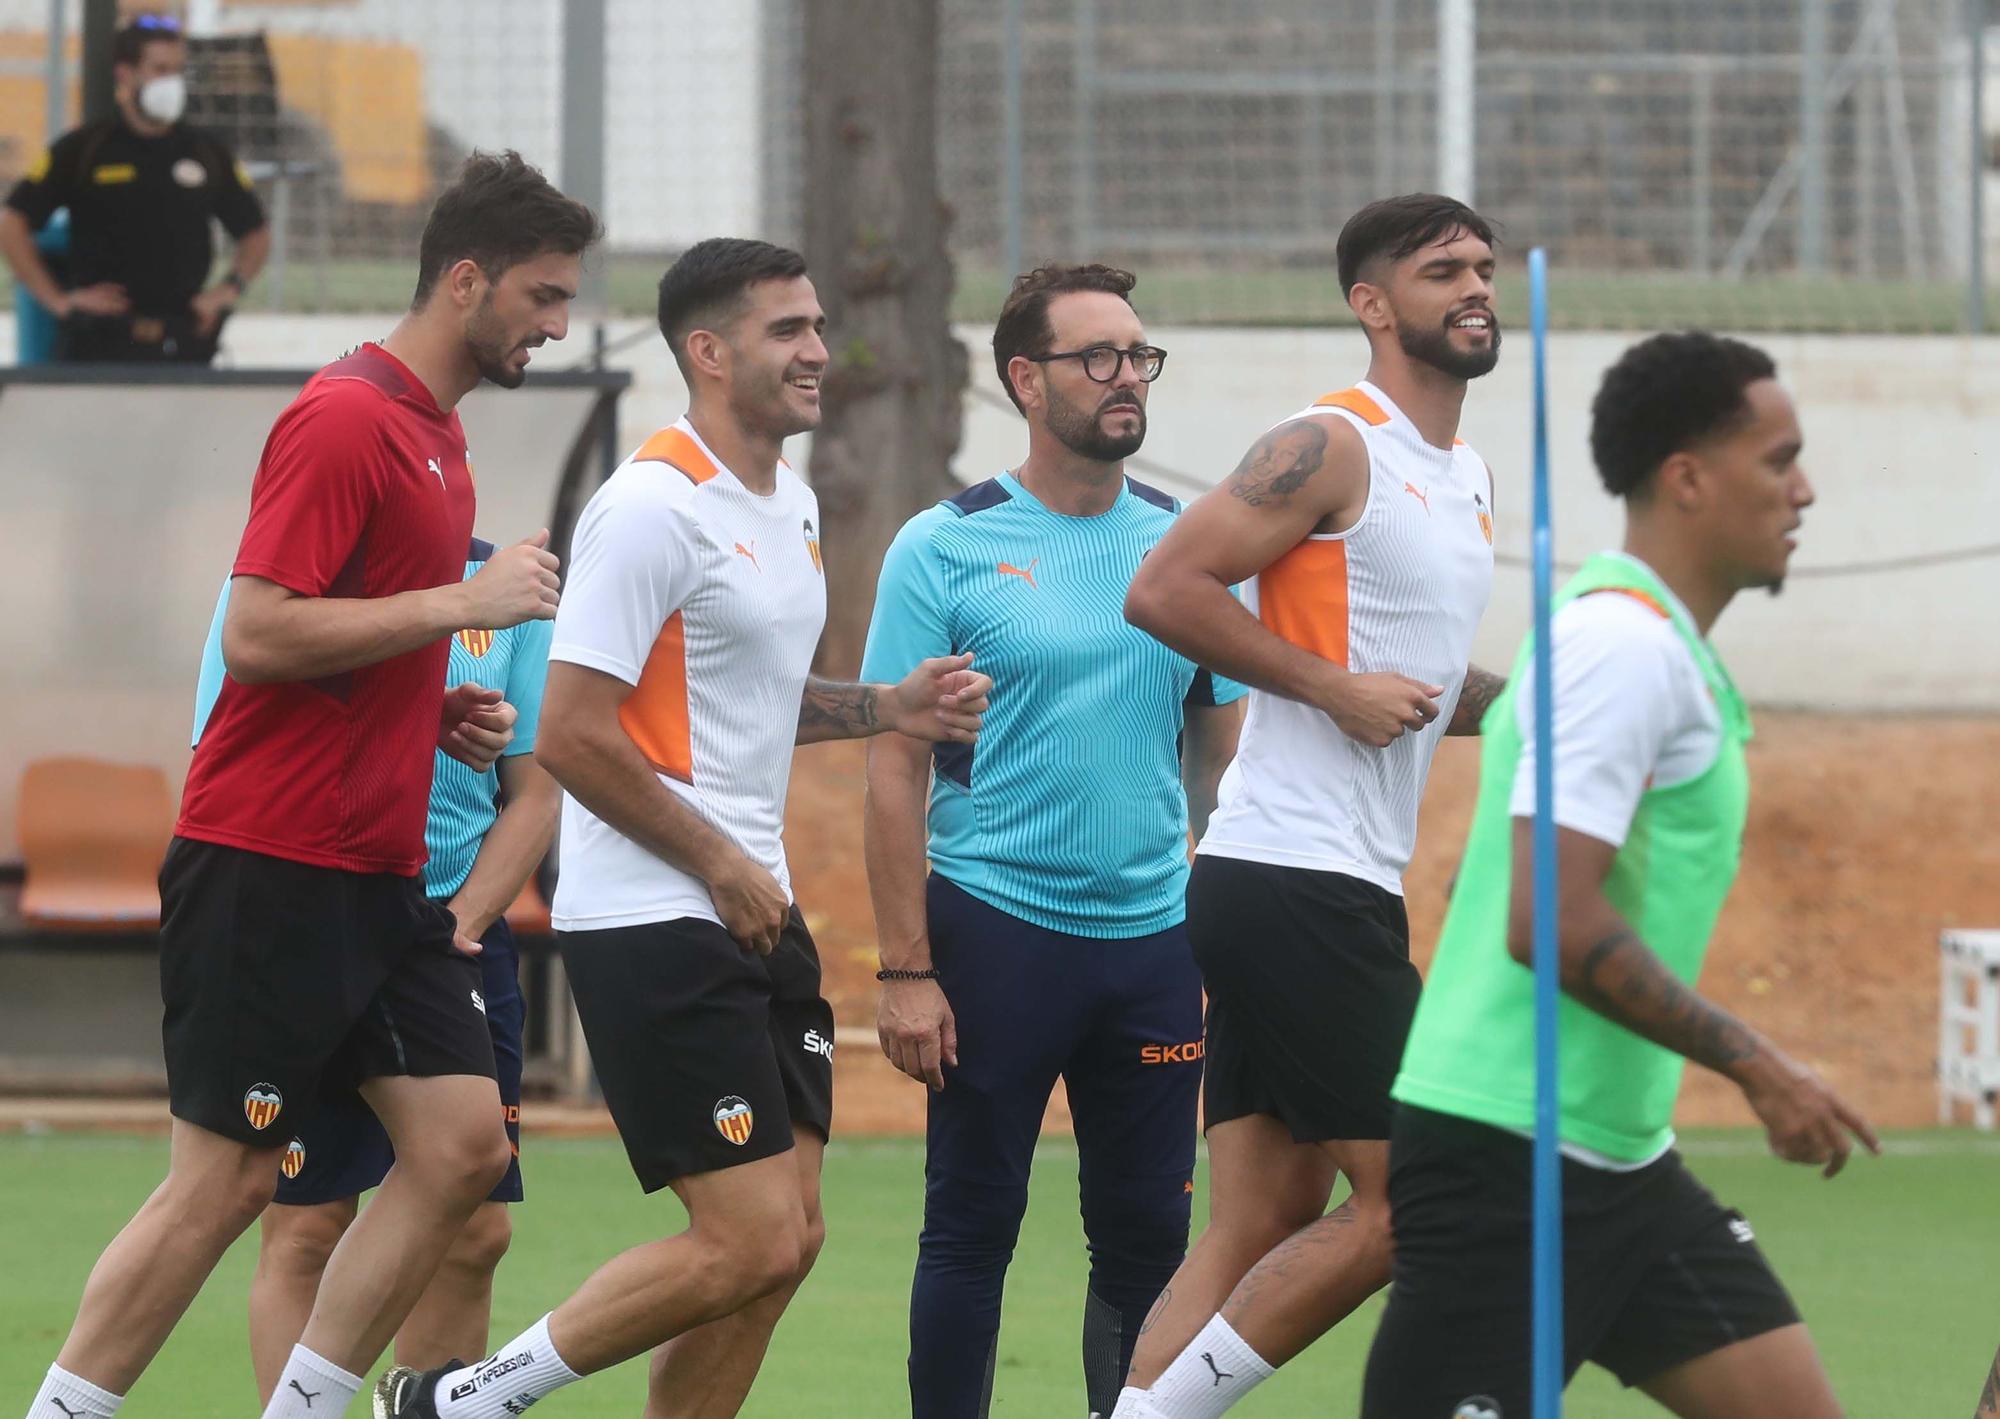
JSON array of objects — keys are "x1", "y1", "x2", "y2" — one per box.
[
  {"x1": 1336, "y1": 193, "x2": 1498, "y2": 297},
  {"x1": 113, "y1": 14, "x2": 182, "y2": 68},
  {"x1": 1589, "y1": 332, "x2": 1778, "y2": 498},
  {"x1": 990, "y1": 263, "x2": 1138, "y2": 413},
  {"x1": 656, "y1": 238, "x2": 810, "y2": 375},
  {"x1": 411, "y1": 151, "x2": 601, "y2": 307}
]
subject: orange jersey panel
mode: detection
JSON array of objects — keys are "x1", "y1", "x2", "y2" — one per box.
[
  {"x1": 1585, "y1": 586, "x2": 1672, "y2": 620},
  {"x1": 1257, "y1": 538, "x2": 1350, "y2": 667},
  {"x1": 1311, "y1": 386, "x2": 1391, "y2": 426},
  {"x1": 634, "y1": 426, "x2": 721, "y2": 484},
  {"x1": 619, "y1": 610, "x2": 694, "y2": 782}
]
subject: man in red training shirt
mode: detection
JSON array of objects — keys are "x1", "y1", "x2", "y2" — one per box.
[{"x1": 23, "y1": 151, "x2": 598, "y2": 1419}]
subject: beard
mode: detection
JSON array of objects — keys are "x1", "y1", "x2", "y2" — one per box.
[
  {"x1": 1046, "y1": 386, "x2": 1147, "y2": 461},
  {"x1": 730, "y1": 363, "x2": 820, "y2": 441},
  {"x1": 1397, "y1": 311, "x2": 1502, "y2": 380},
  {"x1": 465, "y1": 293, "x2": 531, "y2": 390}
]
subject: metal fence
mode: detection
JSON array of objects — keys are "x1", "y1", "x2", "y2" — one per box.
[
  {"x1": 0, "y1": 0, "x2": 1992, "y2": 331},
  {"x1": 908, "y1": 0, "x2": 1995, "y2": 331}
]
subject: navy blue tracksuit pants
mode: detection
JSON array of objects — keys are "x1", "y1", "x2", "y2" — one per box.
[{"x1": 909, "y1": 875, "x2": 1204, "y2": 1418}]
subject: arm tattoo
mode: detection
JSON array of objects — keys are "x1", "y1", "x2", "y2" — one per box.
[
  {"x1": 797, "y1": 675, "x2": 881, "y2": 741},
  {"x1": 1226, "y1": 419, "x2": 1329, "y2": 507},
  {"x1": 1447, "y1": 665, "x2": 1507, "y2": 736},
  {"x1": 1569, "y1": 928, "x2": 1760, "y2": 1073},
  {"x1": 1979, "y1": 1344, "x2": 2000, "y2": 1418}
]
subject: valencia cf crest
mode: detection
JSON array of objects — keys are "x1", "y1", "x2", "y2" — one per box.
[
  {"x1": 281, "y1": 1137, "x2": 306, "y2": 1179},
  {"x1": 456, "y1": 628, "x2": 495, "y2": 658},
  {"x1": 712, "y1": 1095, "x2": 755, "y2": 1146},
  {"x1": 1473, "y1": 491, "x2": 1494, "y2": 546},
  {"x1": 243, "y1": 1083, "x2": 284, "y2": 1132},
  {"x1": 802, "y1": 517, "x2": 823, "y2": 575}
]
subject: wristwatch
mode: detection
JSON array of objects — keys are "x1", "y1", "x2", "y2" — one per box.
[{"x1": 222, "y1": 271, "x2": 248, "y2": 296}]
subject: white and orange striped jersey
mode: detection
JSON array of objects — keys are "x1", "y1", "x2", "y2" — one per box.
[
  {"x1": 1199, "y1": 379, "x2": 1495, "y2": 895},
  {"x1": 548, "y1": 417, "x2": 826, "y2": 931}
]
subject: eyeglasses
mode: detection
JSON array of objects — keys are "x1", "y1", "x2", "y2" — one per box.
[
  {"x1": 1030, "y1": 343, "x2": 1168, "y2": 383},
  {"x1": 131, "y1": 14, "x2": 183, "y2": 31}
]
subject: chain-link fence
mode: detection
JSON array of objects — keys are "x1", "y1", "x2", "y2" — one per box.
[
  {"x1": 911, "y1": 0, "x2": 1995, "y2": 331},
  {"x1": 0, "y1": 0, "x2": 1993, "y2": 331}
]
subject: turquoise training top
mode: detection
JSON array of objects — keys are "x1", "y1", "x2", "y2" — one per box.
[
  {"x1": 193, "y1": 538, "x2": 554, "y2": 900},
  {"x1": 861, "y1": 473, "x2": 1244, "y2": 938}
]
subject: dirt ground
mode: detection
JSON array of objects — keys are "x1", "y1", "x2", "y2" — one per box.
[{"x1": 791, "y1": 715, "x2": 2000, "y2": 1136}]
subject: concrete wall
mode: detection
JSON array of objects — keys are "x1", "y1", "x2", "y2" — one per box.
[
  {"x1": 0, "y1": 335, "x2": 606, "y2": 861},
  {"x1": 586, "y1": 314, "x2": 2000, "y2": 713},
  {"x1": 8, "y1": 311, "x2": 1997, "y2": 726},
  {"x1": 961, "y1": 327, "x2": 2000, "y2": 714}
]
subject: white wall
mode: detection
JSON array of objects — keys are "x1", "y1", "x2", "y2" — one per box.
[
  {"x1": 0, "y1": 347, "x2": 607, "y2": 860},
  {"x1": 9, "y1": 311, "x2": 1998, "y2": 717},
  {"x1": 955, "y1": 327, "x2": 2000, "y2": 714}
]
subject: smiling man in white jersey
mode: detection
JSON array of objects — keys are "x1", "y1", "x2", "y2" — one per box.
[
  {"x1": 374, "y1": 238, "x2": 991, "y2": 1419},
  {"x1": 1363, "y1": 331, "x2": 1879, "y2": 1419},
  {"x1": 1115, "y1": 194, "x2": 1506, "y2": 1419}
]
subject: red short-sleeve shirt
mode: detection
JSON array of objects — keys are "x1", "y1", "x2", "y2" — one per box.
[{"x1": 176, "y1": 344, "x2": 476, "y2": 874}]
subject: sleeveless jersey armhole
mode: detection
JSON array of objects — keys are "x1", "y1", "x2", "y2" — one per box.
[{"x1": 1297, "y1": 407, "x2": 1376, "y2": 544}]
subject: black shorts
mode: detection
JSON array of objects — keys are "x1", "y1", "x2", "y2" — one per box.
[
  {"x1": 1361, "y1": 1105, "x2": 1803, "y2": 1416},
  {"x1": 1191, "y1": 854, "x2": 1418, "y2": 1142},
  {"x1": 559, "y1": 907, "x2": 835, "y2": 1192},
  {"x1": 159, "y1": 838, "x2": 497, "y2": 1148},
  {"x1": 273, "y1": 918, "x2": 526, "y2": 1206},
  {"x1": 58, "y1": 309, "x2": 224, "y2": 364}
]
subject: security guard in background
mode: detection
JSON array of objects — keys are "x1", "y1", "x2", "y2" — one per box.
[{"x1": 0, "y1": 14, "x2": 270, "y2": 363}]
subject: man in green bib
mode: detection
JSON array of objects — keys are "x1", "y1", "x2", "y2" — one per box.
[{"x1": 1362, "y1": 331, "x2": 1878, "y2": 1419}]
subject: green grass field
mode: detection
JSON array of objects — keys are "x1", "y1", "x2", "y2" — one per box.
[{"x1": 2, "y1": 1131, "x2": 1992, "y2": 1416}]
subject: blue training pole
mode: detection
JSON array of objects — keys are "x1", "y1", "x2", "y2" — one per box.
[{"x1": 1527, "y1": 246, "x2": 1564, "y2": 1419}]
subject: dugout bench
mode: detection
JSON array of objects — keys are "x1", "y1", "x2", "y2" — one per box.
[{"x1": 0, "y1": 361, "x2": 631, "y2": 1101}]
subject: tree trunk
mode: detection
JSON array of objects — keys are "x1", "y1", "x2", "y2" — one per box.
[{"x1": 802, "y1": 0, "x2": 966, "y2": 676}]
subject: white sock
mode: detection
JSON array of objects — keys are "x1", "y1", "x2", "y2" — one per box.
[
  {"x1": 1108, "y1": 1384, "x2": 1166, "y2": 1418},
  {"x1": 28, "y1": 1364, "x2": 122, "y2": 1418},
  {"x1": 1146, "y1": 1315, "x2": 1275, "y2": 1419},
  {"x1": 260, "y1": 1346, "x2": 363, "y2": 1419},
  {"x1": 432, "y1": 1314, "x2": 581, "y2": 1418}
]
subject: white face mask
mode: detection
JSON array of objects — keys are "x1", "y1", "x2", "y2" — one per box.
[{"x1": 137, "y1": 73, "x2": 186, "y2": 125}]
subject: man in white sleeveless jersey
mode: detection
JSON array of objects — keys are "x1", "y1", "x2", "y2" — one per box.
[{"x1": 1115, "y1": 194, "x2": 1507, "y2": 1419}]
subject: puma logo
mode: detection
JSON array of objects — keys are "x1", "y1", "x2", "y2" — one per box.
[
  {"x1": 1403, "y1": 481, "x2": 1431, "y2": 514},
  {"x1": 998, "y1": 558, "x2": 1039, "y2": 589},
  {"x1": 288, "y1": 1380, "x2": 321, "y2": 1408},
  {"x1": 48, "y1": 1401, "x2": 85, "y2": 1418},
  {"x1": 733, "y1": 541, "x2": 760, "y2": 571},
  {"x1": 427, "y1": 456, "x2": 444, "y2": 487},
  {"x1": 1201, "y1": 1351, "x2": 1234, "y2": 1387}
]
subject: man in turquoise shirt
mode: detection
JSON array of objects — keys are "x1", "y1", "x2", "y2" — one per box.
[
  {"x1": 193, "y1": 538, "x2": 559, "y2": 1397},
  {"x1": 863, "y1": 263, "x2": 1244, "y2": 1419}
]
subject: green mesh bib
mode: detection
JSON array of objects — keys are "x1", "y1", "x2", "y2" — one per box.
[{"x1": 1393, "y1": 553, "x2": 1751, "y2": 1161}]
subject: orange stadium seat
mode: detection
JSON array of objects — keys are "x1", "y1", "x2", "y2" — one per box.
[
  {"x1": 18, "y1": 758, "x2": 174, "y2": 931},
  {"x1": 503, "y1": 874, "x2": 553, "y2": 937}
]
